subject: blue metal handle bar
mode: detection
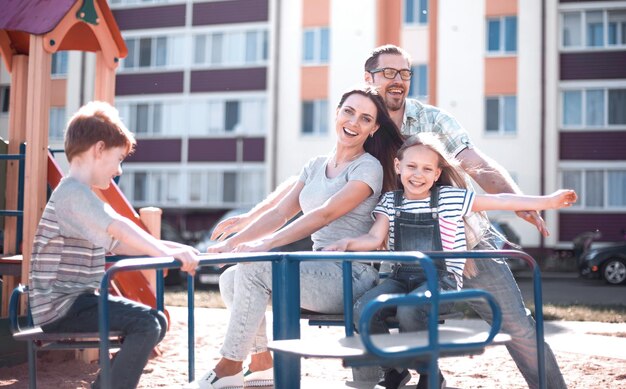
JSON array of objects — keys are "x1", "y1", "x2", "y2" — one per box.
[
  {"x1": 0, "y1": 210, "x2": 23, "y2": 217},
  {"x1": 270, "y1": 251, "x2": 438, "y2": 389},
  {"x1": 98, "y1": 257, "x2": 180, "y2": 389},
  {"x1": 358, "y1": 288, "x2": 501, "y2": 389},
  {"x1": 285, "y1": 251, "x2": 438, "y2": 337},
  {"x1": 423, "y1": 250, "x2": 545, "y2": 389},
  {"x1": 8, "y1": 284, "x2": 27, "y2": 333},
  {"x1": 98, "y1": 252, "x2": 281, "y2": 388},
  {"x1": 186, "y1": 252, "x2": 281, "y2": 382},
  {"x1": 0, "y1": 154, "x2": 25, "y2": 160},
  {"x1": 358, "y1": 289, "x2": 502, "y2": 358}
]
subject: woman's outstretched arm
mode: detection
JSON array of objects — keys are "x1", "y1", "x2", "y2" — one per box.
[
  {"x1": 207, "y1": 181, "x2": 304, "y2": 252},
  {"x1": 234, "y1": 180, "x2": 374, "y2": 252},
  {"x1": 210, "y1": 176, "x2": 298, "y2": 241}
]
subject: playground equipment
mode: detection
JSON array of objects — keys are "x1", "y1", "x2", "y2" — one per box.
[
  {"x1": 0, "y1": 0, "x2": 162, "y2": 319},
  {"x1": 93, "y1": 250, "x2": 544, "y2": 389}
]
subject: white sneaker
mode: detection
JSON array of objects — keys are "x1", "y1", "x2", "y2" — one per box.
[
  {"x1": 183, "y1": 369, "x2": 244, "y2": 389},
  {"x1": 243, "y1": 366, "x2": 274, "y2": 387}
]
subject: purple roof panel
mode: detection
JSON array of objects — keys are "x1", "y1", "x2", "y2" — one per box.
[{"x1": 0, "y1": 0, "x2": 76, "y2": 34}]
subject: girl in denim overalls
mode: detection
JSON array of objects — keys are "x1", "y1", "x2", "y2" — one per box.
[{"x1": 325, "y1": 133, "x2": 577, "y2": 389}]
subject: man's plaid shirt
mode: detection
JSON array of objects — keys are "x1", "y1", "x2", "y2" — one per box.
[{"x1": 402, "y1": 98, "x2": 473, "y2": 158}]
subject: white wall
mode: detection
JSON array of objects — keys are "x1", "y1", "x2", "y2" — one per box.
[
  {"x1": 511, "y1": 0, "x2": 545, "y2": 246},
  {"x1": 546, "y1": 0, "x2": 562, "y2": 245},
  {"x1": 274, "y1": 0, "x2": 377, "y2": 185},
  {"x1": 329, "y1": 0, "x2": 377, "y2": 105},
  {"x1": 274, "y1": 0, "x2": 305, "y2": 184},
  {"x1": 438, "y1": 0, "x2": 549, "y2": 246},
  {"x1": 402, "y1": 25, "x2": 430, "y2": 64},
  {"x1": 437, "y1": 0, "x2": 484, "y2": 143}
]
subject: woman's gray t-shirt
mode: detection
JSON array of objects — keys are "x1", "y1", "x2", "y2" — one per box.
[{"x1": 298, "y1": 153, "x2": 383, "y2": 250}]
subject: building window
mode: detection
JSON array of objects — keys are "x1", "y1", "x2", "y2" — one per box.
[
  {"x1": 561, "y1": 88, "x2": 626, "y2": 128},
  {"x1": 608, "y1": 10, "x2": 626, "y2": 46},
  {"x1": 51, "y1": 52, "x2": 68, "y2": 77},
  {"x1": 118, "y1": 97, "x2": 267, "y2": 137},
  {"x1": 119, "y1": 168, "x2": 266, "y2": 207},
  {"x1": 49, "y1": 107, "x2": 66, "y2": 140},
  {"x1": 225, "y1": 101, "x2": 239, "y2": 132},
  {"x1": 189, "y1": 172, "x2": 203, "y2": 203},
  {"x1": 133, "y1": 172, "x2": 148, "y2": 202},
  {"x1": 193, "y1": 29, "x2": 268, "y2": 67},
  {"x1": 240, "y1": 171, "x2": 265, "y2": 204},
  {"x1": 561, "y1": 9, "x2": 626, "y2": 49},
  {"x1": 485, "y1": 96, "x2": 517, "y2": 134},
  {"x1": 562, "y1": 12, "x2": 582, "y2": 47},
  {"x1": 153, "y1": 172, "x2": 180, "y2": 204},
  {"x1": 486, "y1": 16, "x2": 517, "y2": 54},
  {"x1": 563, "y1": 169, "x2": 626, "y2": 209},
  {"x1": 223, "y1": 172, "x2": 237, "y2": 203},
  {"x1": 408, "y1": 64, "x2": 428, "y2": 101},
  {"x1": 118, "y1": 102, "x2": 164, "y2": 136},
  {"x1": 302, "y1": 27, "x2": 330, "y2": 64},
  {"x1": 121, "y1": 35, "x2": 185, "y2": 70},
  {"x1": 404, "y1": 0, "x2": 428, "y2": 25},
  {"x1": 187, "y1": 97, "x2": 267, "y2": 136},
  {"x1": 301, "y1": 100, "x2": 328, "y2": 135},
  {"x1": 0, "y1": 85, "x2": 9, "y2": 114}
]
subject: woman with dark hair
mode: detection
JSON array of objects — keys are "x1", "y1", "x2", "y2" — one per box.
[{"x1": 185, "y1": 85, "x2": 404, "y2": 389}]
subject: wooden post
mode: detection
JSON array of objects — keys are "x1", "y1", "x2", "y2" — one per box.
[
  {"x1": 94, "y1": 51, "x2": 116, "y2": 103},
  {"x1": 1, "y1": 55, "x2": 28, "y2": 317},
  {"x1": 21, "y1": 35, "x2": 51, "y2": 284},
  {"x1": 139, "y1": 207, "x2": 163, "y2": 293}
]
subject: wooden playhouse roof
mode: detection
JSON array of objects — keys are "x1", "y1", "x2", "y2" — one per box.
[{"x1": 0, "y1": 0, "x2": 126, "y2": 70}]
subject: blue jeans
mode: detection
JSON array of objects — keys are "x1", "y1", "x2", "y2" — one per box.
[
  {"x1": 219, "y1": 261, "x2": 378, "y2": 361},
  {"x1": 354, "y1": 265, "x2": 455, "y2": 333},
  {"x1": 42, "y1": 293, "x2": 167, "y2": 389},
  {"x1": 463, "y1": 244, "x2": 567, "y2": 389}
]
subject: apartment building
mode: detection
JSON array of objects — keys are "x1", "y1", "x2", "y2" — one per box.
[
  {"x1": 1, "y1": 0, "x2": 623, "y2": 249},
  {"x1": 106, "y1": 0, "x2": 271, "y2": 232},
  {"x1": 550, "y1": 0, "x2": 626, "y2": 244},
  {"x1": 276, "y1": 0, "x2": 546, "y2": 248}
]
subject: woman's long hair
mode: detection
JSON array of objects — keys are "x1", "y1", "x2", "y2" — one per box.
[
  {"x1": 336, "y1": 85, "x2": 405, "y2": 192},
  {"x1": 395, "y1": 133, "x2": 467, "y2": 190}
]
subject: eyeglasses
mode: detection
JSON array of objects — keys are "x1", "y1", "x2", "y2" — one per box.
[{"x1": 369, "y1": 67, "x2": 413, "y2": 81}]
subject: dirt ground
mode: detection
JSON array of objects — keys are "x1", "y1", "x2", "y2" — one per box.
[{"x1": 1, "y1": 306, "x2": 625, "y2": 389}]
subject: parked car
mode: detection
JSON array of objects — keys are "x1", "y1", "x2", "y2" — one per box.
[
  {"x1": 191, "y1": 208, "x2": 313, "y2": 286},
  {"x1": 579, "y1": 242, "x2": 626, "y2": 285}
]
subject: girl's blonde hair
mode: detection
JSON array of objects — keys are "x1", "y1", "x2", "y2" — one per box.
[{"x1": 396, "y1": 133, "x2": 468, "y2": 190}]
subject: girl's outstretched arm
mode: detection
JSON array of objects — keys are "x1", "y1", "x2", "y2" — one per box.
[
  {"x1": 323, "y1": 213, "x2": 390, "y2": 252},
  {"x1": 472, "y1": 189, "x2": 577, "y2": 212}
]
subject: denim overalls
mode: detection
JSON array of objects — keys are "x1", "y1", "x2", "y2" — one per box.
[
  {"x1": 353, "y1": 186, "x2": 457, "y2": 335},
  {"x1": 390, "y1": 186, "x2": 457, "y2": 292}
]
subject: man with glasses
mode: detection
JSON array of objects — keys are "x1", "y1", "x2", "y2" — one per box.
[
  {"x1": 362, "y1": 44, "x2": 567, "y2": 389},
  {"x1": 211, "y1": 44, "x2": 567, "y2": 389}
]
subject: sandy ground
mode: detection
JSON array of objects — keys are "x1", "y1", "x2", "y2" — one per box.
[{"x1": 1, "y1": 306, "x2": 625, "y2": 389}]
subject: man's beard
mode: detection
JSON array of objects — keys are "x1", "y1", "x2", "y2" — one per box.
[{"x1": 386, "y1": 98, "x2": 404, "y2": 112}]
